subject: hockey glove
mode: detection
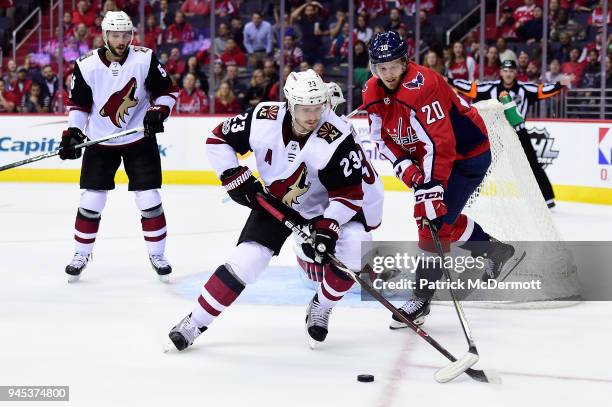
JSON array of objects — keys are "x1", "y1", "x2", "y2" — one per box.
[
  {"x1": 59, "y1": 127, "x2": 87, "y2": 160},
  {"x1": 413, "y1": 182, "x2": 447, "y2": 229},
  {"x1": 143, "y1": 105, "x2": 170, "y2": 137},
  {"x1": 220, "y1": 166, "x2": 263, "y2": 208},
  {"x1": 395, "y1": 160, "x2": 424, "y2": 189},
  {"x1": 301, "y1": 218, "x2": 340, "y2": 265}
]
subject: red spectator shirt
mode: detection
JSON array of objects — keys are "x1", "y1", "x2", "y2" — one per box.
[
  {"x1": 447, "y1": 60, "x2": 470, "y2": 80},
  {"x1": 9, "y1": 79, "x2": 32, "y2": 104},
  {"x1": 214, "y1": 97, "x2": 240, "y2": 114},
  {"x1": 215, "y1": 0, "x2": 239, "y2": 16},
  {"x1": 356, "y1": 0, "x2": 388, "y2": 17},
  {"x1": 181, "y1": 0, "x2": 210, "y2": 15},
  {"x1": 166, "y1": 23, "x2": 195, "y2": 43},
  {"x1": 220, "y1": 48, "x2": 247, "y2": 67},
  {"x1": 175, "y1": 88, "x2": 209, "y2": 113},
  {"x1": 476, "y1": 64, "x2": 500, "y2": 81},
  {"x1": 0, "y1": 89, "x2": 19, "y2": 112},
  {"x1": 561, "y1": 60, "x2": 586, "y2": 86},
  {"x1": 513, "y1": 4, "x2": 535, "y2": 27},
  {"x1": 72, "y1": 9, "x2": 97, "y2": 27},
  {"x1": 144, "y1": 27, "x2": 163, "y2": 51},
  {"x1": 588, "y1": 7, "x2": 611, "y2": 28},
  {"x1": 165, "y1": 58, "x2": 186, "y2": 76},
  {"x1": 395, "y1": 0, "x2": 437, "y2": 13}
]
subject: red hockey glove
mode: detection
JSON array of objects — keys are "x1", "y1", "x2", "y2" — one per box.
[
  {"x1": 394, "y1": 160, "x2": 424, "y2": 189},
  {"x1": 413, "y1": 182, "x2": 447, "y2": 229}
]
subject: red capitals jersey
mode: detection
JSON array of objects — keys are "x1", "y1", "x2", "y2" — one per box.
[{"x1": 362, "y1": 62, "x2": 489, "y2": 186}]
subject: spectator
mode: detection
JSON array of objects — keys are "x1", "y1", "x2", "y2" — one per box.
[
  {"x1": 290, "y1": 2, "x2": 328, "y2": 64},
  {"x1": 74, "y1": 23, "x2": 92, "y2": 49},
  {"x1": 526, "y1": 61, "x2": 541, "y2": 81},
  {"x1": 588, "y1": 0, "x2": 611, "y2": 29},
  {"x1": 548, "y1": 0, "x2": 562, "y2": 23},
  {"x1": 299, "y1": 61, "x2": 311, "y2": 71},
  {"x1": 10, "y1": 67, "x2": 32, "y2": 105},
  {"x1": 419, "y1": 11, "x2": 439, "y2": 50},
  {"x1": 544, "y1": 59, "x2": 565, "y2": 83},
  {"x1": 516, "y1": 51, "x2": 530, "y2": 81},
  {"x1": 89, "y1": 15, "x2": 103, "y2": 37},
  {"x1": 22, "y1": 54, "x2": 40, "y2": 79},
  {"x1": 220, "y1": 38, "x2": 247, "y2": 67},
  {"x1": 273, "y1": 12, "x2": 298, "y2": 46},
  {"x1": 580, "y1": 32, "x2": 605, "y2": 63},
  {"x1": 166, "y1": 11, "x2": 194, "y2": 44},
  {"x1": 580, "y1": 49, "x2": 602, "y2": 88},
  {"x1": 212, "y1": 60, "x2": 225, "y2": 87},
  {"x1": 72, "y1": 0, "x2": 96, "y2": 28},
  {"x1": 267, "y1": 65, "x2": 292, "y2": 101},
  {"x1": 328, "y1": 9, "x2": 347, "y2": 39},
  {"x1": 180, "y1": 56, "x2": 208, "y2": 94},
  {"x1": 477, "y1": 46, "x2": 501, "y2": 81},
  {"x1": 230, "y1": 17, "x2": 246, "y2": 52},
  {"x1": 155, "y1": 0, "x2": 172, "y2": 30},
  {"x1": 63, "y1": 11, "x2": 74, "y2": 33},
  {"x1": 555, "y1": 47, "x2": 586, "y2": 88},
  {"x1": 52, "y1": 75, "x2": 71, "y2": 113},
  {"x1": 550, "y1": 8, "x2": 586, "y2": 42},
  {"x1": 517, "y1": 5, "x2": 543, "y2": 44},
  {"x1": 384, "y1": 8, "x2": 403, "y2": 32},
  {"x1": 447, "y1": 41, "x2": 476, "y2": 81},
  {"x1": 214, "y1": 82, "x2": 240, "y2": 114},
  {"x1": 423, "y1": 50, "x2": 445, "y2": 76},
  {"x1": 262, "y1": 59, "x2": 279, "y2": 83},
  {"x1": 275, "y1": 34, "x2": 304, "y2": 68},
  {"x1": 165, "y1": 47, "x2": 187, "y2": 81},
  {"x1": 514, "y1": 0, "x2": 536, "y2": 29},
  {"x1": 175, "y1": 73, "x2": 209, "y2": 114},
  {"x1": 224, "y1": 63, "x2": 247, "y2": 108},
  {"x1": 355, "y1": 14, "x2": 373, "y2": 44},
  {"x1": 245, "y1": 69, "x2": 272, "y2": 108},
  {"x1": 215, "y1": 0, "x2": 239, "y2": 17},
  {"x1": 122, "y1": 0, "x2": 152, "y2": 17},
  {"x1": 394, "y1": 0, "x2": 438, "y2": 15},
  {"x1": 36, "y1": 64, "x2": 59, "y2": 102},
  {"x1": 0, "y1": 80, "x2": 17, "y2": 113},
  {"x1": 397, "y1": 24, "x2": 415, "y2": 59},
  {"x1": 243, "y1": 11, "x2": 274, "y2": 67},
  {"x1": 214, "y1": 23, "x2": 231, "y2": 53},
  {"x1": 159, "y1": 51, "x2": 169, "y2": 65},
  {"x1": 19, "y1": 83, "x2": 50, "y2": 113},
  {"x1": 313, "y1": 62, "x2": 326, "y2": 81},
  {"x1": 102, "y1": 0, "x2": 119, "y2": 15},
  {"x1": 496, "y1": 37, "x2": 517, "y2": 64},
  {"x1": 549, "y1": 31, "x2": 573, "y2": 63},
  {"x1": 357, "y1": 0, "x2": 388, "y2": 19},
  {"x1": 0, "y1": 0, "x2": 16, "y2": 29},
  {"x1": 181, "y1": 0, "x2": 210, "y2": 17},
  {"x1": 329, "y1": 22, "x2": 356, "y2": 63},
  {"x1": 92, "y1": 35, "x2": 104, "y2": 49},
  {"x1": 498, "y1": 6, "x2": 517, "y2": 39},
  {"x1": 143, "y1": 15, "x2": 162, "y2": 51}
]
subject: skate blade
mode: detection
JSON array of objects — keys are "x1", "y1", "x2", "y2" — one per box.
[
  {"x1": 162, "y1": 341, "x2": 175, "y2": 353},
  {"x1": 389, "y1": 315, "x2": 425, "y2": 330},
  {"x1": 67, "y1": 275, "x2": 81, "y2": 284},
  {"x1": 158, "y1": 274, "x2": 170, "y2": 283}
]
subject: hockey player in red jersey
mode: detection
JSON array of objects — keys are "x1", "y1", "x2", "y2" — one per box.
[
  {"x1": 363, "y1": 31, "x2": 515, "y2": 328},
  {"x1": 167, "y1": 70, "x2": 381, "y2": 351},
  {"x1": 59, "y1": 11, "x2": 178, "y2": 283}
]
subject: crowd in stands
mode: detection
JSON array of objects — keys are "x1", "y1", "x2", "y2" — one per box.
[{"x1": 0, "y1": 0, "x2": 611, "y2": 115}]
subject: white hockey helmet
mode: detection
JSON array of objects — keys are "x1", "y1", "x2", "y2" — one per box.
[
  {"x1": 283, "y1": 69, "x2": 330, "y2": 116},
  {"x1": 101, "y1": 11, "x2": 134, "y2": 48},
  {"x1": 326, "y1": 82, "x2": 346, "y2": 113}
]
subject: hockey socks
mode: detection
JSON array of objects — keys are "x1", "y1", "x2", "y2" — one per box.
[
  {"x1": 74, "y1": 208, "x2": 101, "y2": 255},
  {"x1": 316, "y1": 264, "x2": 354, "y2": 309},
  {"x1": 140, "y1": 203, "x2": 167, "y2": 255}
]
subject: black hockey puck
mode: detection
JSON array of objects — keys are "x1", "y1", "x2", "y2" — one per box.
[{"x1": 357, "y1": 374, "x2": 374, "y2": 382}]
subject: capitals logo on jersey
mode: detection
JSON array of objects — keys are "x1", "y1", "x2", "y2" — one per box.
[
  {"x1": 317, "y1": 122, "x2": 342, "y2": 143},
  {"x1": 268, "y1": 162, "x2": 310, "y2": 207},
  {"x1": 257, "y1": 105, "x2": 279, "y2": 120},
  {"x1": 100, "y1": 77, "x2": 139, "y2": 128},
  {"x1": 402, "y1": 72, "x2": 425, "y2": 90},
  {"x1": 386, "y1": 117, "x2": 418, "y2": 152}
]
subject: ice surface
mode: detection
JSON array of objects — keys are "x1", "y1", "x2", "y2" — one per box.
[{"x1": 0, "y1": 183, "x2": 610, "y2": 406}]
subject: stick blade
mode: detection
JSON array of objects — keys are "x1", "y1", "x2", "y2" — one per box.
[{"x1": 434, "y1": 352, "x2": 479, "y2": 383}]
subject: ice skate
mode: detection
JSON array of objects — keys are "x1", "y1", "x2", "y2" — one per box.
[
  {"x1": 389, "y1": 295, "x2": 431, "y2": 329},
  {"x1": 305, "y1": 294, "x2": 332, "y2": 349},
  {"x1": 65, "y1": 253, "x2": 90, "y2": 283},
  {"x1": 165, "y1": 313, "x2": 207, "y2": 352},
  {"x1": 149, "y1": 254, "x2": 172, "y2": 283}
]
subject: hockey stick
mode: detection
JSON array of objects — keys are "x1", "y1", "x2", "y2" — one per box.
[
  {"x1": 425, "y1": 220, "x2": 484, "y2": 382},
  {"x1": 255, "y1": 192, "x2": 498, "y2": 383},
  {"x1": 0, "y1": 126, "x2": 145, "y2": 172}
]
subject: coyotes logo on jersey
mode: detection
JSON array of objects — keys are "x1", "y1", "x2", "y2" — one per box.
[
  {"x1": 268, "y1": 162, "x2": 310, "y2": 207},
  {"x1": 100, "y1": 77, "x2": 139, "y2": 128},
  {"x1": 317, "y1": 122, "x2": 342, "y2": 143},
  {"x1": 256, "y1": 105, "x2": 279, "y2": 120}
]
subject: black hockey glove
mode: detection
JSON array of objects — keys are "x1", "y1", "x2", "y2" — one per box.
[
  {"x1": 301, "y1": 218, "x2": 340, "y2": 265},
  {"x1": 143, "y1": 105, "x2": 170, "y2": 137},
  {"x1": 59, "y1": 127, "x2": 86, "y2": 160},
  {"x1": 220, "y1": 166, "x2": 263, "y2": 209}
]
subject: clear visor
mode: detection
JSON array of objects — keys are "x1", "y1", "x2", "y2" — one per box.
[
  {"x1": 371, "y1": 58, "x2": 405, "y2": 78},
  {"x1": 106, "y1": 31, "x2": 133, "y2": 42},
  {"x1": 294, "y1": 103, "x2": 325, "y2": 117}
]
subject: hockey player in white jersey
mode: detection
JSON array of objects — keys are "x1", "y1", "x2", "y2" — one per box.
[
  {"x1": 59, "y1": 11, "x2": 179, "y2": 283},
  {"x1": 295, "y1": 82, "x2": 383, "y2": 284},
  {"x1": 168, "y1": 70, "x2": 381, "y2": 351}
]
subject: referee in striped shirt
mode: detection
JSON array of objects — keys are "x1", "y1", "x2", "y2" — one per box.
[{"x1": 450, "y1": 60, "x2": 573, "y2": 208}]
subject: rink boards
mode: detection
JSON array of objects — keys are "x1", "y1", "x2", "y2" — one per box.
[{"x1": 0, "y1": 114, "x2": 611, "y2": 205}]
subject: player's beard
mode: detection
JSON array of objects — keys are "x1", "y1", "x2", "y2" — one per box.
[{"x1": 107, "y1": 43, "x2": 127, "y2": 58}]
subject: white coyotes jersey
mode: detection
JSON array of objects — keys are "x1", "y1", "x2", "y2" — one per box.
[
  {"x1": 207, "y1": 102, "x2": 383, "y2": 229},
  {"x1": 68, "y1": 46, "x2": 177, "y2": 146}
]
